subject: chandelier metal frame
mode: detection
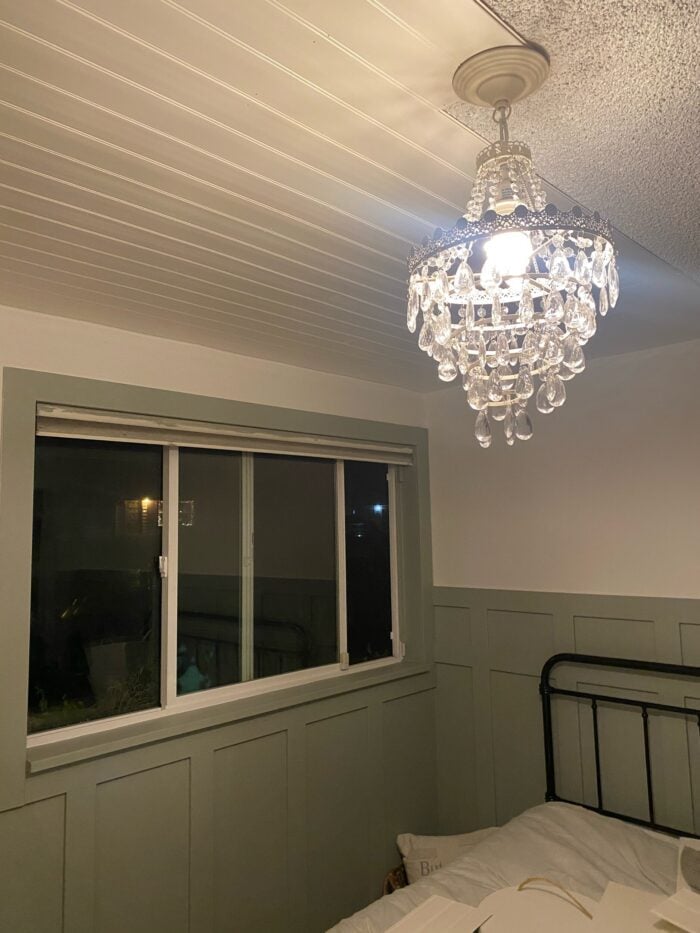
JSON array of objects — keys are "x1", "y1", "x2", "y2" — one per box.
[{"x1": 408, "y1": 204, "x2": 613, "y2": 275}]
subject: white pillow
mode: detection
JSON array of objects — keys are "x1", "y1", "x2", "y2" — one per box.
[{"x1": 397, "y1": 826, "x2": 497, "y2": 884}]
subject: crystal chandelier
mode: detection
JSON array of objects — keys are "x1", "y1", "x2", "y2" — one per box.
[{"x1": 407, "y1": 47, "x2": 619, "y2": 447}]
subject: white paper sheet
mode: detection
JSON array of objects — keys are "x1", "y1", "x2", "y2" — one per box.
[
  {"x1": 652, "y1": 888, "x2": 700, "y2": 932},
  {"x1": 475, "y1": 884, "x2": 596, "y2": 933},
  {"x1": 590, "y1": 882, "x2": 678, "y2": 932},
  {"x1": 385, "y1": 895, "x2": 489, "y2": 932}
]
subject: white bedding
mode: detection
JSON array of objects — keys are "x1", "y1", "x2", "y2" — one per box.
[{"x1": 327, "y1": 803, "x2": 679, "y2": 932}]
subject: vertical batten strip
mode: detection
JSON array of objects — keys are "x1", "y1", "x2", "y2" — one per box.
[
  {"x1": 335, "y1": 461, "x2": 348, "y2": 670},
  {"x1": 591, "y1": 697, "x2": 603, "y2": 811},
  {"x1": 161, "y1": 446, "x2": 179, "y2": 708},
  {"x1": 241, "y1": 454, "x2": 255, "y2": 682}
]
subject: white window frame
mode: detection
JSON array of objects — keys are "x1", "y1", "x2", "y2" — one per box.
[{"x1": 28, "y1": 412, "x2": 407, "y2": 747}]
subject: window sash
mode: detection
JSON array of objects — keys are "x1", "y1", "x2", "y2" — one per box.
[
  {"x1": 161, "y1": 452, "x2": 399, "y2": 706},
  {"x1": 28, "y1": 435, "x2": 402, "y2": 740}
]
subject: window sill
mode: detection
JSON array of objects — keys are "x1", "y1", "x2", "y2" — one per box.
[{"x1": 26, "y1": 658, "x2": 432, "y2": 774}]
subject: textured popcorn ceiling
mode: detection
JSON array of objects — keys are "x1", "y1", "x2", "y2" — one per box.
[{"x1": 447, "y1": 0, "x2": 700, "y2": 282}]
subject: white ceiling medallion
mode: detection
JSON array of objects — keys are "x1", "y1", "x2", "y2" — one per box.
[{"x1": 407, "y1": 46, "x2": 619, "y2": 448}]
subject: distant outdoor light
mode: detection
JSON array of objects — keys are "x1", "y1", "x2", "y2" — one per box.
[
  {"x1": 407, "y1": 46, "x2": 618, "y2": 447},
  {"x1": 372, "y1": 504, "x2": 384, "y2": 515},
  {"x1": 118, "y1": 498, "x2": 195, "y2": 534}
]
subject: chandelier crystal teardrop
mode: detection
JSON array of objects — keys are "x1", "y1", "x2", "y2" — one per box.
[{"x1": 407, "y1": 46, "x2": 618, "y2": 448}]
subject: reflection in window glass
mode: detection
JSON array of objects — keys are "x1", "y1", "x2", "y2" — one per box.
[
  {"x1": 177, "y1": 448, "x2": 242, "y2": 694},
  {"x1": 253, "y1": 455, "x2": 337, "y2": 678},
  {"x1": 345, "y1": 462, "x2": 392, "y2": 664},
  {"x1": 29, "y1": 438, "x2": 162, "y2": 733}
]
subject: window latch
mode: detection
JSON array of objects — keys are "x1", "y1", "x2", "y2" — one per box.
[{"x1": 158, "y1": 555, "x2": 168, "y2": 578}]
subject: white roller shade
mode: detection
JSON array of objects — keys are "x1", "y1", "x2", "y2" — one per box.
[{"x1": 36, "y1": 404, "x2": 414, "y2": 466}]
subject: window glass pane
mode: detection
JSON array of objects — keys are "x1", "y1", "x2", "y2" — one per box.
[
  {"x1": 345, "y1": 462, "x2": 392, "y2": 664},
  {"x1": 29, "y1": 438, "x2": 162, "y2": 733},
  {"x1": 177, "y1": 448, "x2": 242, "y2": 694},
  {"x1": 253, "y1": 455, "x2": 337, "y2": 679}
]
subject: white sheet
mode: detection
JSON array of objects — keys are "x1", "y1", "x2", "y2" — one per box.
[
  {"x1": 590, "y1": 883, "x2": 668, "y2": 933},
  {"x1": 327, "y1": 803, "x2": 679, "y2": 933}
]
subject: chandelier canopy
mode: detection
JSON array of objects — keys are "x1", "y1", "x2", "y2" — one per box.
[{"x1": 407, "y1": 47, "x2": 618, "y2": 447}]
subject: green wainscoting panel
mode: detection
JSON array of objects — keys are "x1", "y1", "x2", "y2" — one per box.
[
  {"x1": 434, "y1": 606, "x2": 472, "y2": 667},
  {"x1": 306, "y1": 708, "x2": 372, "y2": 932},
  {"x1": 573, "y1": 614, "x2": 656, "y2": 660},
  {"x1": 214, "y1": 731, "x2": 289, "y2": 933},
  {"x1": 435, "y1": 664, "x2": 476, "y2": 834},
  {"x1": 0, "y1": 795, "x2": 65, "y2": 933},
  {"x1": 680, "y1": 623, "x2": 700, "y2": 664},
  {"x1": 486, "y1": 609, "x2": 555, "y2": 676},
  {"x1": 382, "y1": 690, "x2": 437, "y2": 867},
  {"x1": 489, "y1": 670, "x2": 544, "y2": 824},
  {"x1": 434, "y1": 586, "x2": 700, "y2": 836},
  {"x1": 95, "y1": 760, "x2": 191, "y2": 933}
]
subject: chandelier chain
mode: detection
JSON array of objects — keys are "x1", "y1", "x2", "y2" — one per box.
[{"x1": 492, "y1": 100, "x2": 512, "y2": 144}]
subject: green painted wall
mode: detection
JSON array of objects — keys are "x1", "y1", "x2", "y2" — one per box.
[
  {"x1": 0, "y1": 369, "x2": 437, "y2": 933},
  {"x1": 434, "y1": 587, "x2": 700, "y2": 836}
]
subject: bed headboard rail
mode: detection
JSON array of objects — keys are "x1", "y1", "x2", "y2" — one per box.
[{"x1": 540, "y1": 652, "x2": 700, "y2": 837}]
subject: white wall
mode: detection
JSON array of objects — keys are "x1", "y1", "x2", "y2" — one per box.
[
  {"x1": 4, "y1": 302, "x2": 699, "y2": 600},
  {"x1": 0, "y1": 303, "x2": 426, "y2": 427},
  {"x1": 427, "y1": 338, "x2": 700, "y2": 599}
]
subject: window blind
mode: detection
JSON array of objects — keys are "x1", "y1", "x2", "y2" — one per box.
[{"x1": 35, "y1": 404, "x2": 414, "y2": 466}]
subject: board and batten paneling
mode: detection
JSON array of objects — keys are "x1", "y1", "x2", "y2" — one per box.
[
  {"x1": 434, "y1": 587, "x2": 700, "y2": 835},
  {"x1": 0, "y1": 674, "x2": 436, "y2": 933}
]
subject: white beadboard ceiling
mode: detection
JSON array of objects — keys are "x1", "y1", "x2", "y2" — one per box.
[{"x1": 0, "y1": 0, "x2": 698, "y2": 391}]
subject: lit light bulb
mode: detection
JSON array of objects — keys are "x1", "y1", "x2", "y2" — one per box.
[{"x1": 484, "y1": 232, "x2": 532, "y2": 279}]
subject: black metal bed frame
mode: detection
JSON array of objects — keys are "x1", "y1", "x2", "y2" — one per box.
[{"x1": 540, "y1": 652, "x2": 700, "y2": 838}]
